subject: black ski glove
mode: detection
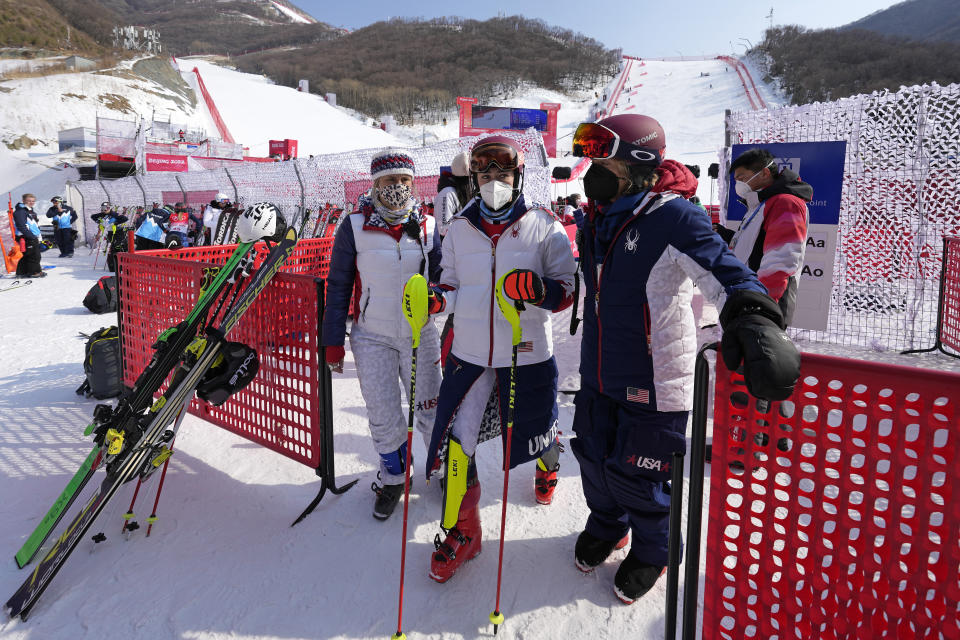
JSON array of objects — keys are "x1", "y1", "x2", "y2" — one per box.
[{"x1": 719, "y1": 290, "x2": 800, "y2": 401}]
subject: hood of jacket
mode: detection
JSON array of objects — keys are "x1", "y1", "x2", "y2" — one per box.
[
  {"x1": 758, "y1": 168, "x2": 813, "y2": 203},
  {"x1": 652, "y1": 159, "x2": 698, "y2": 199}
]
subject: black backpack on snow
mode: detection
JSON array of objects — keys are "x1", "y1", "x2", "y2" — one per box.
[
  {"x1": 75, "y1": 327, "x2": 123, "y2": 399},
  {"x1": 83, "y1": 275, "x2": 118, "y2": 314}
]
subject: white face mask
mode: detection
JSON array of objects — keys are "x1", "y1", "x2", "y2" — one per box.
[
  {"x1": 479, "y1": 180, "x2": 514, "y2": 211},
  {"x1": 733, "y1": 161, "x2": 774, "y2": 204}
]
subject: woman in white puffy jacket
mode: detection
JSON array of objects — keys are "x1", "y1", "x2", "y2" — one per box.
[
  {"x1": 321, "y1": 148, "x2": 442, "y2": 521},
  {"x1": 423, "y1": 136, "x2": 577, "y2": 583}
]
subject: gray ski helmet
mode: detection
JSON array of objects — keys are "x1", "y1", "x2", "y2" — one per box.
[{"x1": 236, "y1": 202, "x2": 283, "y2": 243}]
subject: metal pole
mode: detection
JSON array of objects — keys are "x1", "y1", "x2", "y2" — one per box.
[
  {"x1": 681, "y1": 343, "x2": 716, "y2": 640},
  {"x1": 665, "y1": 449, "x2": 686, "y2": 640},
  {"x1": 224, "y1": 167, "x2": 239, "y2": 202},
  {"x1": 134, "y1": 175, "x2": 148, "y2": 208},
  {"x1": 293, "y1": 161, "x2": 306, "y2": 227},
  {"x1": 174, "y1": 174, "x2": 187, "y2": 204}
]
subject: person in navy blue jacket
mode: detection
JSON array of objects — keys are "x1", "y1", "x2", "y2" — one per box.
[
  {"x1": 13, "y1": 193, "x2": 45, "y2": 277},
  {"x1": 569, "y1": 114, "x2": 800, "y2": 604},
  {"x1": 46, "y1": 196, "x2": 78, "y2": 257}
]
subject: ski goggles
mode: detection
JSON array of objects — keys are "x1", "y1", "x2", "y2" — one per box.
[
  {"x1": 572, "y1": 123, "x2": 662, "y2": 165},
  {"x1": 470, "y1": 143, "x2": 521, "y2": 173}
]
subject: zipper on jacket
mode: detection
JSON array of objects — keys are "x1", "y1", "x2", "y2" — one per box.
[
  {"x1": 360, "y1": 288, "x2": 371, "y2": 322},
  {"x1": 643, "y1": 302, "x2": 652, "y2": 355},
  {"x1": 593, "y1": 196, "x2": 660, "y2": 393},
  {"x1": 488, "y1": 244, "x2": 496, "y2": 366}
]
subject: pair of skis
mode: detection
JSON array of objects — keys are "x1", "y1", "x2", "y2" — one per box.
[{"x1": 6, "y1": 227, "x2": 298, "y2": 620}]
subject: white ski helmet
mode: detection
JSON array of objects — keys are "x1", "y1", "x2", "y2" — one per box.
[
  {"x1": 215, "y1": 192, "x2": 230, "y2": 203},
  {"x1": 236, "y1": 202, "x2": 283, "y2": 243}
]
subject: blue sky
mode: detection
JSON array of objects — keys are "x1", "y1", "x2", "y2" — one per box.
[{"x1": 294, "y1": 0, "x2": 904, "y2": 57}]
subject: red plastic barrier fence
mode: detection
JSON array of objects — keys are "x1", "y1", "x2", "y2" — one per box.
[
  {"x1": 116, "y1": 237, "x2": 335, "y2": 469},
  {"x1": 702, "y1": 353, "x2": 960, "y2": 639},
  {"x1": 137, "y1": 236, "x2": 334, "y2": 279}
]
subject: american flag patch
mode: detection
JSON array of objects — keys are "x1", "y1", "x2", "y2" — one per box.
[
  {"x1": 626, "y1": 387, "x2": 649, "y2": 404},
  {"x1": 518, "y1": 341, "x2": 534, "y2": 352}
]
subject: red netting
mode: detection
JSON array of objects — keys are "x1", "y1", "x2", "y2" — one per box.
[
  {"x1": 942, "y1": 237, "x2": 960, "y2": 354},
  {"x1": 703, "y1": 354, "x2": 960, "y2": 640},
  {"x1": 136, "y1": 237, "x2": 334, "y2": 279},
  {"x1": 117, "y1": 247, "x2": 327, "y2": 469},
  {"x1": 117, "y1": 254, "x2": 202, "y2": 390},
  {"x1": 194, "y1": 273, "x2": 321, "y2": 467}
]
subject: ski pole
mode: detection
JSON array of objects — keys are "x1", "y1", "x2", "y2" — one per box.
[
  {"x1": 391, "y1": 274, "x2": 428, "y2": 640},
  {"x1": 145, "y1": 434, "x2": 175, "y2": 537},
  {"x1": 489, "y1": 271, "x2": 524, "y2": 635}
]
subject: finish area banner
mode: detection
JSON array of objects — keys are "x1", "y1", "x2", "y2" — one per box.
[{"x1": 145, "y1": 153, "x2": 189, "y2": 172}]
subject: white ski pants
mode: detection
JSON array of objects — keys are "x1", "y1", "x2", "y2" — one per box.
[{"x1": 350, "y1": 322, "x2": 441, "y2": 485}]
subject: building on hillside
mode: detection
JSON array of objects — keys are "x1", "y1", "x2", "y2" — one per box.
[
  {"x1": 64, "y1": 56, "x2": 97, "y2": 71},
  {"x1": 58, "y1": 127, "x2": 97, "y2": 152}
]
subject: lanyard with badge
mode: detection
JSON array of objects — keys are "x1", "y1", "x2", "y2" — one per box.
[{"x1": 730, "y1": 202, "x2": 764, "y2": 252}]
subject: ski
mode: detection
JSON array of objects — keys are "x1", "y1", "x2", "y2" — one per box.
[
  {"x1": 0, "y1": 280, "x2": 31, "y2": 293},
  {"x1": 10, "y1": 240, "x2": 256, "y2": 571},
  {"x1": 5, "y1": 227, "x2": 297, "y2": 620},
  {"x1": 13, "y1": 448, "x2": 100, "y2": 568}
]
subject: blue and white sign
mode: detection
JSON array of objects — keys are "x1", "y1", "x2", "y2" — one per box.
[{"x1": 726, "y1": 141, "x2": 847, "y2": 330}]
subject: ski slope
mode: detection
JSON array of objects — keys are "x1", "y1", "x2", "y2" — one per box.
[
  {"x1": 181, "y1": 58, "x2": 401, "y2": 158},
  {"x1": 551, "y1": 57, "x2": 764, "y2": 205}
]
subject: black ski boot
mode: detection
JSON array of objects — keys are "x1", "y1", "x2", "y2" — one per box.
[
  {"x1": 574, "y1": 530, "x2": 629, "y2": 573},
  {"x1": 613, "y1": 553, "x2": 665, "y2": 604},
  {"x1": 371, "y1": 480, "x2": 404, "y2": 520}
]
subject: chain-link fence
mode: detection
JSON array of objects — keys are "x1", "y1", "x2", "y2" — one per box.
[
  {"x1": 69, "y1": 130, "x2": 551, "y2": 247},
  {"x1": 721, "y1": 82, "x2": 960, "y2": 352}
]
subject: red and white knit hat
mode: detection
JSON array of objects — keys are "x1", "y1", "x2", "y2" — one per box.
[{"x1": 370, "y1": 148, "x2": 415, "y2": 181}]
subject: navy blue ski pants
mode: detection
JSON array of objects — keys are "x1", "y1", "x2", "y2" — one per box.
[{"x1": 570, "y1": 386, "x2": 688, "y2": 567}]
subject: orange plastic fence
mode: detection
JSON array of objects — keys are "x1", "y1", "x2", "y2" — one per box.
[
  {"x1": 116, "y1": 236, "x2": 334, "y2": 469},
  {"x1": 703, "y1": 354, "x2": 960, "y2": 639}
]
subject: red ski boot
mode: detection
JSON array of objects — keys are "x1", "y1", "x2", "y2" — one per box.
[
  {"x1": 535, "y1": 461, "x2": 559, "y2": 505},
  {"x1": 429, "y1": 487, "x2": 482, "y2": 583}
]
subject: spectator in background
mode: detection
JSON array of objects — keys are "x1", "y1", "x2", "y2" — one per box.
[
  {"x1": 166, "y1": 202, "x2": 202, "y2": 247},
  {"x1": 433, "y1": 151, "x2": 471, "y2": 239},
  {"x1": 134, "y1": 203, "x2": 171, "y2": 251},
  {"x1": 562, "y1": 194, "x2": 584, "y2": 227},
  {"x1": 46, "y1": 196, "x2": 78, "y2": 258},
  {"x1": 13, "y1": 193, "x2": 44, "y2": 278},
  {"x1": 715, "y1": 148, "x2": 811, "y2": 325}
]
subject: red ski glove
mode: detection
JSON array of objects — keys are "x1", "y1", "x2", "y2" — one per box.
[
  {"x1": 502, "y1": 269, "x2": 545, "y2": 304},
  {"x1": 324, "y1": 345, "x2": 345, "y2": 373}
]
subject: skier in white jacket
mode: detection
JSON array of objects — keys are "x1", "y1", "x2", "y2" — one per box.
[
  {"x1": 423, "y1": 136, "x2": 577, "y2": 583},
  {"x1": 322, "y1": 149, "x2": 443, "y2": 521}
]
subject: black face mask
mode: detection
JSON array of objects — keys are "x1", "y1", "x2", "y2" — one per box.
[{"x1": 584, "y1": 163, "x2": 625, "y2": 203}]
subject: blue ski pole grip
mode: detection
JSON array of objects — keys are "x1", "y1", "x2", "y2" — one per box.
[
  {"x1": 402, "y1": 274, "x2": 428, "y2": 349},
  {"x1": 495, "y1": 271, "x2": 523, "y2": 346}
]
